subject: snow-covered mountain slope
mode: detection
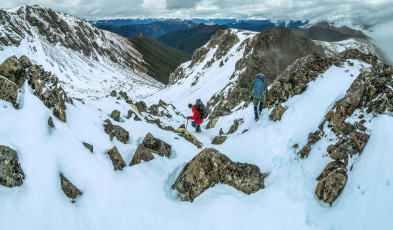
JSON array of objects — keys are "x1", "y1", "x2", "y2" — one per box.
[
  {"x1": 1, "y1": 53, "x2": 392, "y2": 229},
  {"x1": 0, "y1": 5, "x2": 163, "y2": 99},
  {"x1": 146, "y1": 28, "x2": 382, "y2": 124}
]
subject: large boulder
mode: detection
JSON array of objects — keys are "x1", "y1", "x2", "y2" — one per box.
[
  {"x1": 129, "y1": 145, "x2": 155, "y2": 166},
  {"x1": 269, "y1": 103, "x2": 286, "y2": 121},
  {"x1": 0, "y1": 76, "x2": 20, "y2": 108},
  {"x1": 315, "y1": 161, "x2": 347, "y2": 206},
  {"x1": 142, "y1": 133, "x2": 171, "y2": 157},
  {"x1": 110, "y1": 110, "x2": 121, "y2": 122},
  {"x1": 176, "y1": 128, "x2": 202, "y2": 148},
  {"x1": 106, "y1": 146, "x2": 126, "y2": 171},
  {"x1": 60, "y1": 173, "x2": 82, "y2": 203},
  {"x1": 103, "y1": 119, "x2": 129, "y2": 144},
  {"x1": 129, "y1": 133, "x2": 172, "y2": 165},
  {"x1": 211, "y1": 136, "x2": 227, "y2": 145},
  {"x1": 0, "y1": 145, "x2": 25, "y2": 187},
  {"x1": 0, "y1": 56, "x2": 25, "y2": 87},
  {"x1": 172, "y1": 148, "x2": 267, "y2": 201}
]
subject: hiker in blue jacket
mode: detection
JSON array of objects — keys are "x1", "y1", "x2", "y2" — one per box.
[{"x1": 249, "y1": 73, "x2": 270, "y2": 121}]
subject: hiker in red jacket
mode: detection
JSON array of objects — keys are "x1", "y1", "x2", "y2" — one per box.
[{"x1": 188, "y1": 103, "x2": 203, "y2": 132}]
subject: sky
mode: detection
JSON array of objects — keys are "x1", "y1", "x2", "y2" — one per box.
[{"x1": 2, "y1": 0, "x2": 393, "y2": 25}]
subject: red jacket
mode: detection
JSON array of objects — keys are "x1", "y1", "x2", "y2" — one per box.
[{"x1": 189, "y1": 105, "x2": 203, "y2": 124}]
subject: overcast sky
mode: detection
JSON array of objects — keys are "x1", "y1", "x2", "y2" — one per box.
[{"x1": 2, "y1": 0, "x2": 393, "y2": 25}]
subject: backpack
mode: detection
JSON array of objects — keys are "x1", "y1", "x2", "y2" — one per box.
[
  {"x1": 252, "y1": 73, "x2": 266, "y2": 98},
  {"x1": 195, "y1": 99, "x2": 208, "y2": 119}
]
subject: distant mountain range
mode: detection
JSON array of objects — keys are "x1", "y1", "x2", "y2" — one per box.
[
  {"x1": 95, "y1": 19, "x2": 199, "y2": 38},
  {"x1": 157, "y1": 24, "x2": 228, "y2": 54},
  {"x1": 128, "y1": 33, "x2": 191, "y2": 84}
]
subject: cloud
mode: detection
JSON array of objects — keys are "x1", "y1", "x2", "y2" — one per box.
[
  {"x1": 2, "y1": 0, "x2": 393, "y2": 27},
  {"x1": 166, "y1": 0, "x2": 202, "y2": 9},
  {"x1": 365, "y1": 20, "x2": 393, "y2": 64}
]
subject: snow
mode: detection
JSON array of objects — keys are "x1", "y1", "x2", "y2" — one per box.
[
  {"x1": 0, "y1": 5, "x2": 164, "y2": 100},
  {"x1": 1, "y1": 58, "x2": 392, "y2": 230},
  {"x1": 314, "y1": 38, "x2": 377, "y2": 57}
]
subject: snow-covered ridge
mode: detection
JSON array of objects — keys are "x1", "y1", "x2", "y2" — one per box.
[{"x1": 0, "y1": 5, "x2": 163, "y2": 99}]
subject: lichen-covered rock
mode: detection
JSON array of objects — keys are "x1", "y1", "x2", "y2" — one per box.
[
  {"x1": 172, "y1": 148, "x2": 267, "y2": 202},
  {"x1": 135, "y1": 101, "x2": 147, "y2": 113},
  {"x1": 315, "y1": 161, "x2": 347, "y2": 206},
  {"x1": 327, "y1": 132, "x2": 370, "y2": 161},
  {"x1": 211, "y1": 136, "x2": 227, "y2": 145},
  {"x1": 269, "y1": 103, "x2": 286, "y2": 121},
  {"x1": 0, "y1": 56, "x2": 25, "y2": 87},
  {"x1": 227, "y1": 119, "x2": 243, "y2": 134},
  {"x1": 103, "y1": 119, "x2": 129, "y2": 144},
  {"x1": 106, "y1": 146, "x2": 126, "y2": 171},
  {"x1": 60, "y1": 173, "x2": 82, "y2": 203},
  {"x1": 83, "y1": 142, "x2": 93, "y2": 153},
  {"x1": 48, "y1": 116, "x2": 55, "y2": 128},
  {"x1": 0, "y1": 76, "x2": 20, "y2": 108},
  {"x1": 299, "y1": 145, "x2": 311, "y2": 158},
  {"x1": 207, "y1": 117, "x2": 218, "y2": 129},
  {"x1": 129, "y1": 144, "x2": 155, "y2": 166},
  {"x1": 110, "y1": 110, "x2": 120, "y2": 122},
  {"x1": 142, "y1": 133, "x2": 171, "y2": 157},
  {"x1": 110, "y1": 90, "x2": 117, "y2": 97},
  {"x1": 52, "y1": 100, "x2": 66, "y2": 122},
  {"x1": 0, "y1": 145, "x2": 25, "y2": 187},
  {"x1": 176, "y1": 128, "x2": 202, "y2": 148}
]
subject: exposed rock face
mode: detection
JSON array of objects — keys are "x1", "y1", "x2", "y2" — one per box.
[
  {"x1": 227, "y1": 119, "x2": 243, "y2": 134},
  {"x1": 103, "y1": 119, "x2": 129, "y2": 144},
  {"x1": 48, "y1": 116, "x2": 55, "y2": 128},
  {"x1": 129, "y1": 145, "x2": 155, "y2": 166},
  {"x1": 83, "y1": 142, "x2": 93, "y2": 153},
  {"x1": 0, "y1": 145, "x2": 25, "y2": 187},
  {"x1": 176, "y1": 128, "x2": 202, "y2": 148},
  {"x1": 130, "y1": 133, "x2": 172, "y2": 165},
  {"x1": 211, "y1": 136, "x2": 227, "y2": 145},
  {"x1": 172, "y1": 148, "x2": 267, "y2": 201},
  {"x1": 269, "y1": 103, "x2": 286, "y2": 121},
  {"x1": 53, "y1": 100, "x2": 67, "y2": 122},
  {"x1": 315, "y1": 161, "x2": 347, "y2": 206},
  {"x1": 142, "y1": 133, "x2": 171, "y2": 157},
  {"x1": 106, "y1": 146, "x2": 126, "y2": 171},
  {"x1": 60, "y1": 173, "x2": 82, "y2": 203},
  {"x1": 0, "y1": 76, "x2": 19, "y2": 108},
  {"x1": 110, "y1": 110, "x2": 121, "y2": 122}
]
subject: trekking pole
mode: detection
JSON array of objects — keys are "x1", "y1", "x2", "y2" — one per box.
[{"x1": 186, "y1": 118, "x2": 189, "y2": 129}]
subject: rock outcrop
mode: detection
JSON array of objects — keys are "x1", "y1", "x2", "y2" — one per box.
[
  {"x1": 172, "y1": 148, "x2": 267, "y2": 202},
  {"x1": 106, "y1": 146, "x2": 126, "y2": 171},
  {"x1": 0, "y1": 56, "x2": 72, "y2": 121},
  {"x1": 103, "y1": 119, "x2": 129, "y2": 144},
  {"x1": 315, "y1": 161, "x2": 347, "y2": 206},
  {"x1": 176, "y1": 128, "x2": 202, "y2": 148},
  {"x1": 129, "y1": 145, "x2": 155, "y2": 166},
  {"x1": 110, "y1": 110, "x2": 121, "y2": 122},
  {"x1": 211, "y1": 136, "x2": 227, "y2": 145},
  {"x1": 48, "y1": 116, "x2": 55, "y2": 128},
  {"x1": 130, "y1": 133, "x2": 172, "y2": 165},
  {"x1": 0, "y1": 76, "x2": 20, "y2": 108},
  {"x1": 0, "y1": 145, "x2": 25, "y2": 187},
  {"x1": 227, "y1": 119, "x2": 243, "y2": 134},
  {"x1": 83, "y1": 142, "x2": 93, "y2": 153},
  {"x1": 269, "y1": 103, "x2": 286, "y2": 121},
  {"x1": 60, "y1": 173, "x2": 82, "y2": 203}
]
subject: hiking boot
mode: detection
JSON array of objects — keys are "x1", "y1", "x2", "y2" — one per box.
[
  {"x1": 258, "y1": 109, "x2": 262, "y2": 115},
  {"x1": 196, "y1": 128, "x2": 201, "y2": 133},
  {"x1": 254, "y1": 115, "x2": 259, "y2": 121}
]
